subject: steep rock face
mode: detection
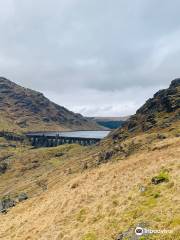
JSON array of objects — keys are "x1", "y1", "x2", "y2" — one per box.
[
  {"x1": 0, "y1": 77, "x2": 101, "y2": 131},
  {"x1": 137, "y1": 78, "x2": 180, "y2": 114},
  {"x1": 111, "y1": 78, "x2": 180, "y2": 138}
]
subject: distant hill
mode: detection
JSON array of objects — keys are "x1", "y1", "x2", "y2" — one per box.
[
  {"x1": 89, "y1": 116, "x2": 129, "y2": 129},
  {"x1": 0, "y1": 77, "x2": 102, "y2": 132}
]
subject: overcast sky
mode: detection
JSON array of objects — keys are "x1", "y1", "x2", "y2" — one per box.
[{"x1": 0, "y1": 0, "x2": 180, "y2": 116}]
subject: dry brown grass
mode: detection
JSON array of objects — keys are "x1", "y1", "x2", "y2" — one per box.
[{"x1": 0, "y1": 136, "x2": 179, "y2": 240}]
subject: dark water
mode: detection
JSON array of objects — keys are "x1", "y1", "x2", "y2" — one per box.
[{"x1": 27, "y1": 131, "x2": 111, "y2": 139}]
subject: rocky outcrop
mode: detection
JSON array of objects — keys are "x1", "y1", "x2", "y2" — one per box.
[
  {"x1": 137, "y1": 78, "x2": 180, "y2": 114},
  {"x1": 111, "y1": 78, "x2": 180, "y2": 139},
  {"x1": 0, "y1": 193, "x2": 29, "y2": 213},
  {"x1": 0, "y1": 196, "x2": 16, "y2": 213},
  {"x1": 0, "y1": 162, "x2": 8, "y2": 174}
]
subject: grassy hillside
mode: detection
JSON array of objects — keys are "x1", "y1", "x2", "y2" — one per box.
[{"x1": 0, "y1": 134, "x2": 179, "y2": 240}]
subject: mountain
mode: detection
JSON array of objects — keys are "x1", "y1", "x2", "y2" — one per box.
[
  {"x1": 89, "y1": 116, "x2": 129, "y2": 129},
  {"x1": 98, "y1": 78, "x2": 180, "y2": 161},
  {"x1": 0, "y1": 77, "x2": 101, "y2": 132},
  {"x1": 0, "y1": 78, "x2": 179, "y2": 240},
  {"x1": 122, "y1": 78, "x2": 180, "y2": 133}
]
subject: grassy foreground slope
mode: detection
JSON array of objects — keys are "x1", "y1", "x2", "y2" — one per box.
[{"x1": 0, "y1": 136, "x2": 179, "y2": 240}]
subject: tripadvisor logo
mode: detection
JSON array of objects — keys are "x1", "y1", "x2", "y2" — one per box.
[
  {"x1": 135, "y1": 227, "x2": 144, "y2": 236},
  {"x1": 135, "y1": 227, "x2": 173, "y2": 236}
]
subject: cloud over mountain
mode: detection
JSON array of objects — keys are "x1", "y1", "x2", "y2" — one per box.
[{"x1": 0, "y1": 0, "x2": 180, "y2": 116}]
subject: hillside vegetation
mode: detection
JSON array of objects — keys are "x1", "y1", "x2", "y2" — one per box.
[{"x1": 0, "y1": 79, "x2": 179, "y2": 240}]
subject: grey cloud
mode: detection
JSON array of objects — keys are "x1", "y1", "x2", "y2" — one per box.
[{"x1": 0, "y1": 0, "x2": 180, "y2": 116}]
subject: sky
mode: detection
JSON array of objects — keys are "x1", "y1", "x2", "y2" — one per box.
[{"x1": 0, "y1": 0, "x2": 180, "y2": 117}]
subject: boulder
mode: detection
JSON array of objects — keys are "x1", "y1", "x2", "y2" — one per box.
[
  {"x1": 0, "y1": 201, "x2": 3, "y2": 212},
  {"x1": 152, "y1": 177, "x2": 166, "y2": 185},
  {"x1": 157, "y1": 134, "x2": 167, "y2": 140},
  {"x1": 55, "y1": 152, "x2": 64, "y2": 157},
  {"x1": 151, "y1": 173, "x2": 169, "y2": 185},
  {"x1": 0, "y1": 196, "x2": 16, "y2": 213},
  {"x1": 18, "y1": 193, "x2": 28, "y2": 202},
  {"x1": 97, "y1": 150, "x2": 114, "y2": 165},
  {"x1": 0, "y1": 162, "x2": 8, "y2": 174}
]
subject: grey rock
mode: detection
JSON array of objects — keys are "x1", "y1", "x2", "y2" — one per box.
[
  {"x1": 55, "y1": 152, "x2": 64, "y2": 157},
  {"x1": 115, "y1": 233, "x2": 123, "y2": 240},
  {"x1": 170, "y1": 78, "x2": 180, "y2": 88},
  {"x1": 81, "y1": 162, "x2": 88, "y2": 170},
  {"x1": 0, "y1": 201, "x2": 3, "y2": 212},
  {"x1": 139, "y1": 186, "x2": 146, "y2": 193},
  {"x1": 157, "y1": 134, "x2": 167, "y2": 140},
  {"x1": 0, "y1": 162, "x2": 8, "y2": 174},
  {"x1": 97, "y1": 150, "x2": 114, "y2": 165},
  {"x1": 18, "y1": 193, "x2": 28, "y2": 202},
  {"x1": 151, "y1": 177, "x2": 167, "y2": 185},
  {"x1": 2, "y1": 197, "x2": 16, "y2": 209}
]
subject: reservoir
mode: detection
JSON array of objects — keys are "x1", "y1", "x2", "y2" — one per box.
[{"x1": 26, "y1": 130, "x2": 111, "y2": 139}]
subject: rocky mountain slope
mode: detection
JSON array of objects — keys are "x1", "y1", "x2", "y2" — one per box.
[
  {"x1": 0, "y1": 77, "x2": 101, "y2": 132},
  {"x1": 112, "y1": 78, "x2": 180, "y2": 138},
  {"x1": 96, "y1": 78, "x2": 180, "y2": 163}
]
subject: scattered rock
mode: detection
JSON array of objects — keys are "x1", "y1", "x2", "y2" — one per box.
[
  {"x1": 114, "y1": 145, "x2": 121, "y2": 151},
  {"x1": 151, "y1": 172, "x2": 169, "y2": 185},
  {"x1": 67, "y1": 168, "x2": 72, "y2": 175},
  {"x1": 0, "y1": 195, "x2": 16, "y2": 213},
  {"x1": 71, "y1": 182, "x2": 79, "y2": 189},
  {"x1": 81, "y1": 162, "x2": 88, "y2": 171},
  {"x1": 0, "y1": 201, "x2": 3, "y2": 212},
  {"x1": 18, "y1": 193, "x2": 28, "y2": 202},
  {"x1": 152, "y1": 177, "x2": 166, "y2": 185},
  {"x1": 115, "y1": 227, "x2": 137, "y2": 240},
  {"x1": 139, "y1": 186, "x2": 146, "y2": 193},
  {"x1": 0, "y1": 193, "x2": 29, "y2": 214},
  {"x1": 36, "y1": 179, "x2": 48, "y2": 191},
  {"x1": 0, "y1": 162, "x2": 8, "y2": 174},
  {"x1": 0, "y1": 208, "x2": 7, "y2": 214},
  {"x1": 42, "y1": 117, "x2": 50, "y2": 122},
  {"x1": 157, "y1": 134, "x2": 167, "y2": 140},
  {"x1": 143, "y1": 122, "x2": 154, "y2": 131},
  {"x1": 97, "y1": 150, "x2": 114, "y2": 165},
  {"x1": 0, "y1": 155, "x2": 12, "y2": 161},
  {"x1": 115, "y1": 233, "x2": 123, "y2": 240},
  {"x1": 55, "y1": 152, "x2": 64, "y2": 157}
]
